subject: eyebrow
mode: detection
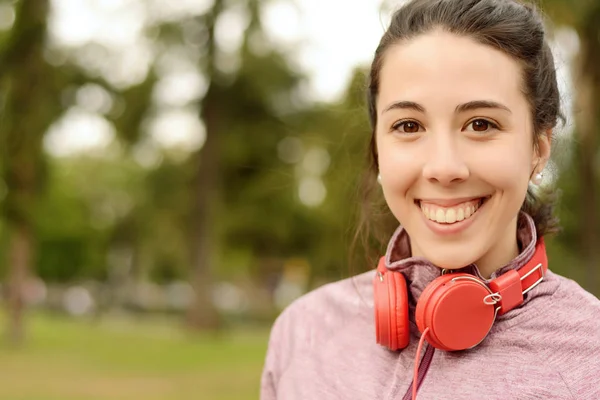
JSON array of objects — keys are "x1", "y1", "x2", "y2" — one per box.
[
  {"x1": 382, "y1": 100, "x2": 512, "y2": 115},
  {"x1": 456, "y1": 100, "x2": 512, "y2": 114},
  {"x1": 382, "y1": 101, "x2": 425, "y2": 114}
]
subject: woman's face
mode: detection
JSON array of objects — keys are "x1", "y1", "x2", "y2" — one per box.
[{"x1": 375, "y1": 31, "x2": 550, "y2": 276}]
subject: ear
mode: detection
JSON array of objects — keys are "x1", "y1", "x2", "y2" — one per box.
[{"x1": 533, "y1": 128, "x2": 552, "y2": 172}]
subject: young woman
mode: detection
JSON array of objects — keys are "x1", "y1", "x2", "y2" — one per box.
[{"x1": 261, "y1": 0, "x2": 600, "y2": 398}]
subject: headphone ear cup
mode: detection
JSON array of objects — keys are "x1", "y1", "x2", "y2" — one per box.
[
  {"x1": 374, "y1": 267, "x2": 409, "y2": 351},
  {"x1": 373, "y1": 267, "x2": 391, "y2": 348},
  {"x1": 416, "y1": 274, "x2": 497, "y2": 351},
  {"x1": 389, "y1": 271, "x2": 410, "y2": 350},
  {"x1": 415, "y1": 274, "x2": 457, "y2": 349}
]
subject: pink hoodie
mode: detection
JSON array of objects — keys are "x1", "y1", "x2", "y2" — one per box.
[{"x1": 261, "y1": 214, "x2": 600, "y2": 399}]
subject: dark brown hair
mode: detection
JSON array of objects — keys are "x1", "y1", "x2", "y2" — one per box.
[{"x1": 356, "y1": 0, "x2": 564, "y2": 266}]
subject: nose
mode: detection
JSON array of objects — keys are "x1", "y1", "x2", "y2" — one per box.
[{"x1": 422, "y1": 135, "x2": 470, "y2": 185}]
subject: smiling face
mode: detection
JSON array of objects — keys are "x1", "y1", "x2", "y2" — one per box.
[{"x1": 375, "y1": 30, "x2": 550, "y2": 277}]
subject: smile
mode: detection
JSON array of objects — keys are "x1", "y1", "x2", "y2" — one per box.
[{"x1": 417, "y1": 197, "x2": 490, "y2": 224}]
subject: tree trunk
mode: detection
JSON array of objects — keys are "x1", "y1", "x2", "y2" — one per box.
[
  {"x1": 5, "y1": 223, "x2": 33, "y2": 345},
  {"x1": 1, "y1": 0, "x2": 50, "y2": 346},
  {"x1": 185, "y1": 85, "x2": 221, "y2": 330},
  {"x1": 184, "y1": 0, "x2": 225, "y2": 331},
  {"x1": 574, "y1": 11, "x2": 600, "y2": 294}
]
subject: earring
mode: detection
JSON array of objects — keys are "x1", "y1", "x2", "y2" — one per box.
[
  {"x1": 532, "y1": 172, "x2": 543, "y2": 185},
  {"x1": 377, "y1": 174, "x2": 382, "y2": 184}
]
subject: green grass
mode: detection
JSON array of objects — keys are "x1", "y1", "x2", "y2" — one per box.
[{"x1": 0, "y1": 312, "x2": 270, "y2": 400}]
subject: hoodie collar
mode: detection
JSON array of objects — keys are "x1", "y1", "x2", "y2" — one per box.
[{"x1": 384, "y1": 212, "x2": 538, "y2": 305}]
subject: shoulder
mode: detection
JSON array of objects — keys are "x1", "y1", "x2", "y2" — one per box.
[
  {"x1": 521, "y1": 271, "x2": 600, "y2": 340},
  {"x1": 261, "y1": 270, "x2": 375, "y2": 380},
  {"x1": 269, "y1": 269, "x2": 374, "y2": 351},
  {"x1": 539, "y1": 272, "x2": 600, "y2": 328},
  {"x1": 533, "y1": 272, "x2": 600, "y2": 397},
  {"x1": 509, "y1": 270, "x2": 600, "y2": 327}
]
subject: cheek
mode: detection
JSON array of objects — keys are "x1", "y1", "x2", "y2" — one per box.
[
  {"x1": 377, "y1": 136, "x2": 413, "y2": 181},
  {"x1": 472, "y1": 140, "x2": 532, "y2": 195},
  {"x1": 376, "y1": 135, "x2": 421, "y2": 208}
]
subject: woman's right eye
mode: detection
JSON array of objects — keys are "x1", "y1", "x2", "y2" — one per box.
[{"x1": 391, "y1": 120, "x2": 422, "y2": 134}]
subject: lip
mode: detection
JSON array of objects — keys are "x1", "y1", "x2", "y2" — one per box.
[
  {"x1": 417, "y1": 196, "x2": 488, "y2": 207},
  {"x1": 418, "y1": 196, "x2": 490, "y2": 235}
]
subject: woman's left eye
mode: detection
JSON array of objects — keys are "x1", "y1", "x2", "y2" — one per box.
[{"x1": 465, "y1": 119, "x2": 499, "y2": 132}]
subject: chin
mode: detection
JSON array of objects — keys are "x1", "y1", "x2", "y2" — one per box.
[
  {"x1": 417, "y1": 240, "x2": 486, "y2": 270},
  {"x1": 424, "y1": 253, "x2": 476, "y2": 270}
]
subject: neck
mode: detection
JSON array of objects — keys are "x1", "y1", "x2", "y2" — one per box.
[{"x1": 473, "y1": 216, "x2": 520, "y2": 278}]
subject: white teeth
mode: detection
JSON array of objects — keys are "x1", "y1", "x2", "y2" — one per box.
[
  {"x1": 457, "y1": 208, "x2": 465, "y2": 221},
  {"x1": 445, "y1": 209, "x2": 456, "y2": 223},
  {"x1": 420, "y1": 198, "x2": 485, "y2": 224},
  {"x1": 435, "y1": 209, "x2": 446, "y2": 223}
]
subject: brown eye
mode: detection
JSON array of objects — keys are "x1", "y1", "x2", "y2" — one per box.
[
  {"x1": 403, "y1": 122, "x2": 419, "y2": 133},
  {"x1": 472, "y1": 120, "x2": 489, "y2": 131},
  {"x1": 393, "y1": 120, "x2": 421, "y2": 134},
  {"x1": 465, "y1": 119, "x2": 498, "y2": 133}
]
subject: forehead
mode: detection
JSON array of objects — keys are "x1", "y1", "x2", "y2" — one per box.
[{"x1": 377, "y1": 30, "x2": 526, "y2": 112}]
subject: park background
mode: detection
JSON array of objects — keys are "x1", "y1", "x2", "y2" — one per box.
[{"x1": 0, "y1": 0, "x2": 598, "y2": 399}]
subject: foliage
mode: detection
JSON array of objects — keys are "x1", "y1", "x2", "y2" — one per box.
[{"x1": 0, "y1": 0, "x2": 597, "y2": 333}]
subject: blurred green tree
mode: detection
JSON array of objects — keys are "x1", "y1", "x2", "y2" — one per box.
[
  {"x1": 0, "y1": 0, "x2": 57, "y2": 345},
  {"x1": 541, "y1": 0, "x2": 600, "y2": 294},
  {"x1": 187, "y1": 0, "x2": 306, "y2": 329}
]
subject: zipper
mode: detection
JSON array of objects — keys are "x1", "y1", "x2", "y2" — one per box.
[{"x1": 401, "y1": 344, "x2": 435, "y2": 400}]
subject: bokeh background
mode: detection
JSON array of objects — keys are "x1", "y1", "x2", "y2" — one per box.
[{"x1": 0, "y1": 0, "x2": 598, "y2": 399}]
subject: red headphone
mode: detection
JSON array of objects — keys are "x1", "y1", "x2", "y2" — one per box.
[{"x1": 373, "y1": 238, "x2": 548, "y2": 351}]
